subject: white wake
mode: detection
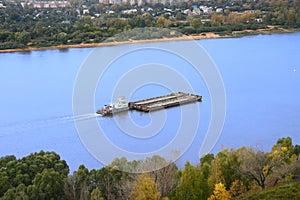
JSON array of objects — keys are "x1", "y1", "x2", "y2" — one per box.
[{"x1": 0, "y1": 113, "x2": 102, "y2": 135}]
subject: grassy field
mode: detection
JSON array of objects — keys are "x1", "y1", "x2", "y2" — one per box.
[{"x1": 235, "y1": 182, "x2": 300, "y2": 200}]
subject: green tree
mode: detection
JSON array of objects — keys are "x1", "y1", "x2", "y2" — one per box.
[
  {"x1": 57, "y1": 32, "x2": 68, "y2": 44},
  {"x1": 293, "y1": 145, "x2": 300, "y2": 156},
  {"x1": 200, "y1": 153, "x2": 214, "y2": 167},
  {"x1": 90, "y1": 188, "x2": 104, "y2": 200},
  {"x1": 0, "y1": 151, "x2": 68, "y2": 196},
  {"x1": 216, "y1": 149, "x2": 241, "y2": 189},
  {"x1": 15, "y1": 183, "x2": 28, "y2": 200},
  {"x1": 142, "y1": 13, "x2": 153, "y2": 27},
  {"x1": 106, "y1": 18, "x2": 129, "y2": 32},
  {"x1": 171, "y1": 162, "x2": 211, "y2": 200},
  {"x1": 272, "y1": 137, "x2": 294, "y2": 158},
  {"x1": 95, "y1": 166, "x2": 132, "y2": 200},
  {"x1": 26, "y1": 185, "x2": 40, "y2": 200},
  {"x1": 0, "y1": 170, "x2": 10, "y2": 196},
  {"x1": 1, "y1": 189, "x2": 16, "y2": 200},
  {"x1": 190, "y1": 17, "x2": 202, "y2": 29},
  {"x1": 33, "y1": 168, "x2": 65, "y2": 199},
  {"x1": 16, "y1": 30, "x2": 31, "y2": 45},
  {"x1": 0, "y1": 31, "x2": 12, "y2": 42},
  {"x1": 175, "y1": 12, "x2": 186, "y2": 20}
]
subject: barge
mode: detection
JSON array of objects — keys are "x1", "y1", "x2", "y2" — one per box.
[
  {"x1": 128, "y1": 92, "x2": 202, "y2": 112},
  {"x1": 97, "y1": 92, "x2": 202, "y2": 116}
]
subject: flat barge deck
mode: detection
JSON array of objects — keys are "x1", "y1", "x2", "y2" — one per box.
[{"x1": 128, "y1": 92, "x2": 202, "y2": 112}]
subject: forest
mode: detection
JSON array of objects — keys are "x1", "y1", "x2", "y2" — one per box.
[
  {"x1": 0, "y1": 0, "x2": 299, "y2": 50},
  {"x1": 1, "y1": 136, "x2": 300, "y2": 200}
]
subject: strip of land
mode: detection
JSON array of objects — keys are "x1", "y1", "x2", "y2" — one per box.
[{"x1": 0, "y1": 26, "x2": 299, "y2": 53}]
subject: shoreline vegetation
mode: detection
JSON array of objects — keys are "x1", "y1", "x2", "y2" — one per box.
[
  {"x1": 1, "y1": 0, "x2": 299, "y2": 53},
  {"x1": 1, "y1": 137, "x2": 300, "y2": 199},
  {"x1": 0, "y1": 26, "x2": 299, "y2": 53}
]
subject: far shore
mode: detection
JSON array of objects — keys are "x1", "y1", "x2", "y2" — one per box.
[{"x1": 0, "y1": 26, "x2": 299, "y2": 53}]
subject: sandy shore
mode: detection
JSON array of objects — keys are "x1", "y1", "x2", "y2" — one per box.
[
  {"x1": 0, "y1": 27, "x2": 298, "y2": 53},
  {"x1": 0, "y1": 32, "x2": 221, "y2": 53}
]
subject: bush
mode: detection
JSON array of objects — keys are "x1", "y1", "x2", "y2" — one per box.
[{"x1": 0, "y1": 41, "x2": 25, "y2": 50}]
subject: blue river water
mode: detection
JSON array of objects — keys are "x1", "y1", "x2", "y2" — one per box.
[{"x1": 0, "y1": 32, "x2": 300, "y2": 171}]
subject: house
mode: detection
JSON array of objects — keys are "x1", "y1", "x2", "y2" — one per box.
[
  {"x1": 200, "y1": 6, "x2": 213, "y2": 14},
  {"x1": 216, "y1": 8, "x2": 223, "y2": 13},
  {"x1": 256, "y1": 18, "x2": 263, "y2": 23},
  {"x1": 28, "y1": 1, "x2": 69, "y2": 8},
  {"x1": 83, "y1": 9, "x2": 89, "y2": 15}
]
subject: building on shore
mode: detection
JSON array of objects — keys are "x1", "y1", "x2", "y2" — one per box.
[
  {"x1": 99, "y1": 0, "x2": 192, "y2": 6},
  {"x1": 20, "y1": 0, "x2": 69, "y2": 8}
]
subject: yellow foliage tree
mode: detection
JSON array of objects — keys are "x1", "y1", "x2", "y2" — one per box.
[
  {"x1": 211, "y1": 13, "x2": 225, "y2": 25},
  {"x1": 208, "y1": 183, "x2": 231, "y2": 200},
  {"x1": 229, "y1": 180, "x2": 246, "y2": 198},
  {"x1": 226, "y1": 13, "x2": 240, "y2": 25},
  {"x1": 130, "y1": 173, "x2": 161, "y2": 200},
  {"x1": 209, "y1": 157, "x2": 224, "y2": 187}
]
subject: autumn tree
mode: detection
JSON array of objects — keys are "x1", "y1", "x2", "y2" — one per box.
[
  {"x1": 208, "y1": 183, "x2": 231, "y2": 200},
  {"x1": 64, "y1": 165, "x2": 90, "y2": 200},
  {"x1": 130, "y1": 173, "x2": 161, "y2": 200},
  {"x1": 229, "y1": 180, "x2": 246, "y2": 198},
  {"x1": 267, "y1": 137, "x2": 300, "y2": 186},
  {"x1": 156, "y1": 17, "x2": 171, "y2": 28},
  {"x1": 226, "y1": 13, "x2": 240, "y2": 25},
  {"x1": 148, "y1": 161, "x2": 179, "y2": 197},
  {"x1": 211, "y1": 13, "x2": 225, "y2": 26},
  {"x1": 236, "y1": 148, "x2": 270, "y2": 189},
  {"x1": 110, "y1": 155, "x2": 179, "y2": 198},
  {"x1": 209, "y1": 156, "x2": 224, "y2": 188},
  {"x1": 240, "y1": 12, "x2": 255, "y2": 23},
  {"x1": 286, "y1": 8, "x2": 297, "y2": 26}
]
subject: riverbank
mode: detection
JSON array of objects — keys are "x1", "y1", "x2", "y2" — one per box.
[
  {"x1": 0, "y1": 32, "x2": 221, "y2": 53},
  {"x1": 0, "y1": 26, "x2": 299, "y2": 53}
]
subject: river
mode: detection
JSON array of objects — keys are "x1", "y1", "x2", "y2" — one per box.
[{"x1": 0, "y1": 32, "x2": 299, "y2": 171}]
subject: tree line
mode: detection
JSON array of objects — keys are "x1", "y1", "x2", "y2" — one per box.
[
  {"x1": 0, "y1": 0, "x2": 299, "y2": 50},
  {"x1": 0, "y1": 137, "x2": 300, "y2": 199}
]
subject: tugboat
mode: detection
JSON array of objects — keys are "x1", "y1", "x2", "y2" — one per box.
[{"x1": 96, "y1": 96, "x2": 129, "y2": 116}]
